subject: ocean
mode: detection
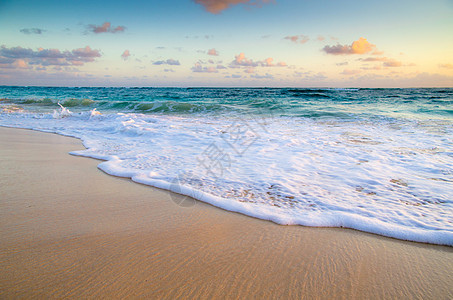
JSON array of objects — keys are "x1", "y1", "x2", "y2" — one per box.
[{"x1": 0, "y1": 86, "x2": 452, "y2": 246}]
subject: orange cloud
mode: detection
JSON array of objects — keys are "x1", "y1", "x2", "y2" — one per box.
[
  {"x1": 285, "y1": 36, "x2": 298, "y2": 42},
  {"x1": 360, "y1": 57, "x2": 403, "y2": 68},
  {"x1": 263, "y1": 57, "x2": 274, "y2": 66},
  {"x1": 383, "y1": 59, "x2": 402, "y2": 67},
  {"x1": 232, "y1": 53, "x2": 258, "y2": 67},
  {"x1": 192, "y1": 62, "x2": 219, "y2": 73},
  {"x1": 230, "y1": 53, "x2": 287, "y2": 68},
  {"x1": 323, "y1": 37, "x2": 376, "y2": 55},
  {"x1": 194, "y1": 0, "x2": 271, "y2": 14},
  {"x1": 8, "y1": 59, "x2": 30, "y2": 69},
  {"x1": 284, "y1": 35, "x2": 309, "y2": 44},
  {"x1": 207, "y1": 48, "x2": 219, "y2": 56},
  {"x1": 88, "y1": 22, "x2": 126, "y2": 34},
  {"x1": 351, "y1": 37, "x2": 375, "y2": 54},
  {"x1": 121, "y1": 50, "x2": 130, "y2": 60}
]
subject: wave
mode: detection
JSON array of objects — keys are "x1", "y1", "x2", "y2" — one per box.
[
  {"x1": 0, "y1": 97, "x2": 224, "y2": 114},
  {"x1": 132, "y1": 101, "x2": 223, "y2": 113},
  {"x1": 2, "y1": 97, "x2": 95, "y2": 107},
  {"x1": 281, "y1": 88, "x2": 333, "y2": 99}
]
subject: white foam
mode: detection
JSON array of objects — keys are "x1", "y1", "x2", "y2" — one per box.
[
  {"x1": 1, "y1": 110, "x2": 452, "y2": 246},
  {"x1": 90, "y1": 108, "x2": 102, "y2": 117},
  {"x1": 53, "y1": 103, "x2": 72, "y2": 118}
]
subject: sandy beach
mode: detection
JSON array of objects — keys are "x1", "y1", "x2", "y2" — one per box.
[{"x1": 0, "y1": 126, "x2": 452, "y2": 299}]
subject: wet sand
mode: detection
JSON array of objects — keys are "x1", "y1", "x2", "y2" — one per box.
[{"x1": 0, "y1": 126, "x2": 452, "y2": 299}]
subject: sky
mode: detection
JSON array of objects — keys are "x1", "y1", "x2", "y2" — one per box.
[{"x1": 0, "y1": 0, "x2": 452, "y2": 87}]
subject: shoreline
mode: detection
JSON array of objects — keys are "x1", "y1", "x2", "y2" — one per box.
[{"x1": 1, "y1": 126, "x2": 452, "y2": 298}]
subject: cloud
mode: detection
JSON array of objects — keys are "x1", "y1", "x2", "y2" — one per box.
[
  {"x1": 121, "y1": 50, "x2": 130, "y2": 60},
  {"x1": 285, "y1": 36, "x2": 298, "y2": 42},
  {"x1": 0, "y1": 57, "x2": 14, "y2": 64},
  {"x1": 382, "y1": 60, "x2": 402, "y2": 67},
  {"x1": 372, "y1": 50, "x2": 384, "y2": 55},
  {"x1": 71, "y1": 46, "x2": 101, "y2": 59},
  {"x1": 191, "y1": 60, "x2": 226, "y2": 73},
  {"x1": 231, "y1": 53, "x2": 259, "y2": 67},
  {"x1": 360, "y1": 57, "x2": 382, "y2": 62},
  {"x1": 323, "y1": 37, "x2": 376, "y2": 55},
  {"x1": 284, "y1": 35, "x2": 309, "y2": 44},
  {"x1": 351, "y1": 37, "x2": 375, "y2": 54},
  {"x1": 20, "y1": 28, "x2": 46, "y2": 35},
  {"x1": 293, "y1": 71, "x2": 328, "y2": 81},
  {"x1": 359, "y1": 56, "x2": 403, "y2": 67},
  {"x1": 191, "y1": 62, "x2": 219, "y2": 73},
  {"x1": 167, "y1": 59, "x2": 181, "y2": 65},
  {"x1": 439, "y1": 63, "x2": 453, "y2": 69},
  {"x1": 250, "y1": 73, "x2": 274, "y2": 79},
  {"x1": 194, "y1": 0, "x2": 271, "y2": 14},
  {"x1": 341, "y1": 69, "x2": 361, "y2": 76},
  {"x1": 0, "y1": 45, "x2": 101, "y2": 69},
  {"x1": 207, "y1": 48, "x2": 219, "y2": 56},
  {"x1": 153, "y1": 59, "x2": 181, "y2": 66},
  {"x1": 87, "y1": 22, "x2": 126, "y2": 34},
  {"x1": 224, "y1": 73, "x2": 243, "y2": 78},
  {"x1": 0, "y1": 46, "x2": 34, "y2": 59},
  {"x1": 263, "y1": 57, "x2": 274, "y2": 66},
  {"x1": 230, "y1": 53, "x2": 287, "y2": 69},
  {"x1": 0, "y1": 59, "x2": 31, "y2": 69},
  {"x1": 0, "y1": 67, "x2": 105, "y2": 86}
]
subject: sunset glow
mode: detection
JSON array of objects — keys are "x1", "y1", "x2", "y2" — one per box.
[{"x1": 0, "y1": 0, "x2": 452, "y2": 87}]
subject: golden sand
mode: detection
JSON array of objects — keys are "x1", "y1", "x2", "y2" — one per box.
[{"x1": 0, "y1": 127, "x2": 452, "y2": 299}]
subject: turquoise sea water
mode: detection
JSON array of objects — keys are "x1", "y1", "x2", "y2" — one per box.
[
  {"x1": 1, "y1": 86, "x2": 452, "y2": 245},
  {"x1": 1, "y1": 86, "x2": 452, "y2": 118}
]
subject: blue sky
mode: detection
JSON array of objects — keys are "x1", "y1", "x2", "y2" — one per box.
[{"x1": 0, "y1": 0, "x2": 452, "y2": 87}]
